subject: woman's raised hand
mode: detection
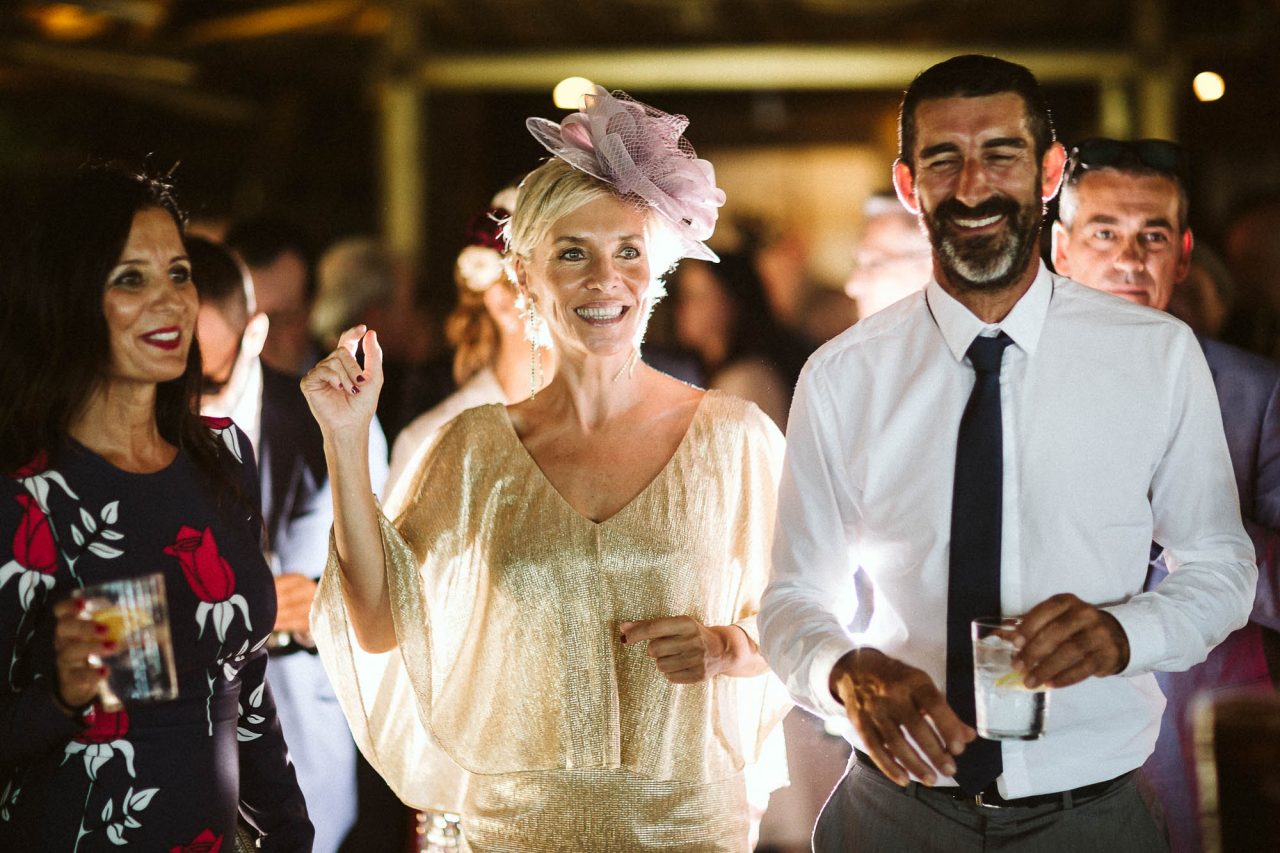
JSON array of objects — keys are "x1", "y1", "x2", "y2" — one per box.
[{"x1": 300, "y1": 325, "x2": 383, "y2": 437}]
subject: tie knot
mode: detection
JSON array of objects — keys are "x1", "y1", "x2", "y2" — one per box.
[{"x1": 966, "y1": 332, "x2": 1012, "y2": 374}]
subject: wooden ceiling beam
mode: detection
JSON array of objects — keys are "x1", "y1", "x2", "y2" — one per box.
[
  {"x1": 0, "y1": 38, "x2": 196, "y2": 85},
  {"x1": 417, "y1": 44, "x2": 1139, "y2": 91},
  {"x1": 183, "y1": 0, "x2": 382, "y2": 46}
]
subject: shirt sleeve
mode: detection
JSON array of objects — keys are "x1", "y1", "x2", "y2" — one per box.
[
  {"x1": 235, "y1": 646, "x2": 315, "y2": 852},
  {"x1": 1106, "y1": 328, "x2": 1259, "y2": 675},
  {"x1": 759, "y1": 361, "x2": 863, "y2": 718},
  {"x1": 0, "y1": 479, "x2": 87, "y2": 766}
]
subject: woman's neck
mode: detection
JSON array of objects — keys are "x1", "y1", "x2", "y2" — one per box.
[
  {"x1": 534, "y1": 346, "x2": 650, "y2": 432},
  {"x1": 68, "y1": 380, "x2": 174, "y2": 472}
]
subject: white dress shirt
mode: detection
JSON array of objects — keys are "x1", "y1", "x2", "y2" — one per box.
[{"x1": 760, "y1": 263, "x2": 1257, "y2": 797}]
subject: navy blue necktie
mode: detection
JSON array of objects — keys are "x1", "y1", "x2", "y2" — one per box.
[{"x1": 947, "y1": 331, "x2": 1012, "y2": 795}]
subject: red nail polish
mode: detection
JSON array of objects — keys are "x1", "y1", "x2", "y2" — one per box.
[
  {"x1": 352, "y1": 386, "x2": 361, "y2": 395},
  {"x1": 94, "y1": 624, "x2": 109, "y2": 636},
  {"x1": 620, "y1": 635, "x2": 627, "y2": 644},
  {"x1": 356, "y1": 374, "x2": 366, "y2": 383},
  {"x1": 103, "y1": 641, "x2": 118, "y2": 652},
  {"x1": 74, "y1": 598, "x2": 86, "y2": 612},
  {"x1": 97, "y1": 666, "x2": 109, "y2": 677}
]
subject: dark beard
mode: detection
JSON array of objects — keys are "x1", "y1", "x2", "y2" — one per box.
[{"x1": 923, "y1": 191, "x2": 1043, "y2": 293}]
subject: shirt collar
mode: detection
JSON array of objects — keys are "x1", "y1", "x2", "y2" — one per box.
[{"x1": 925, "y1": 260, "x2": 1053, "y2": 362}]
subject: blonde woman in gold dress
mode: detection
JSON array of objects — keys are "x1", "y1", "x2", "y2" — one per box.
[{"x1": 302, "y1": 88, "x2": 790, "y2": 852}]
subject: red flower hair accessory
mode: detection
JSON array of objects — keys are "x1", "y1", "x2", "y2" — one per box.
[{"x1": 457, "y1": 207, "x2": 512, "y2": 293}]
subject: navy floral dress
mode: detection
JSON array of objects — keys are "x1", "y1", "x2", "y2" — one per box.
[{"x1": 0, "y1": 418, "x2": 313, "y2": 852}]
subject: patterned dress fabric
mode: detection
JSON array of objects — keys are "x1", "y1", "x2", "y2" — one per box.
[
  {"x1": 0, "y1": 419, "x2": 312, "y2": 852},
  {"x1": 313, "y1": 391, "x2": 791, "y2": 852}
]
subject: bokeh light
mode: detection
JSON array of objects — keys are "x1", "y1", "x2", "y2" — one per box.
[
  {"x1": 1193, "y1": 71, "x2": 1226, "y2": 102},
  {"x1": 553, "y1": 77, "x2": 597, "y2": 110}
]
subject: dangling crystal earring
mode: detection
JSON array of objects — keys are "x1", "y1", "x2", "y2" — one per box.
[{"x1": 528, "y1": 301, "x2": 543, "y2": 399}]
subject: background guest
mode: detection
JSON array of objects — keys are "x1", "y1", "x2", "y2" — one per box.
[
  {"x1": 1166, "y1": 245, "x2": 1234, "y2": 340},
  {"x1": 226, "y1": 217, "x2": 320, "y2": 376},
  {"x1": 388, "y1": 205, "x2": 555, "y2": 491},
  {"x1": 190, "y1": 235, "x2": 390, "y2": 853},
  {"x1": 1220, "y1": 195, "x2": 1280, "y2": 363},
  {"x1": 844, "y1": 191, "x2": 933, "y2": 320},
  {"x1": 310, "y1": 236, "x2": 443, "y2": 444},
  {"x1": 1051, "y1": 137, "x2": 1280, "y2": 853},
  {"x1": 673, "y1": 251, "x2": 804, "y2": 428}
]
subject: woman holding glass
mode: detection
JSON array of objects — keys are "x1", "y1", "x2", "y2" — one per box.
[
  {"x1": 0, "y1": 165, "x2": 311, "y2": 851},
  {"x1": 306, "y1": 89, "x2": 789, "y2": 851}
]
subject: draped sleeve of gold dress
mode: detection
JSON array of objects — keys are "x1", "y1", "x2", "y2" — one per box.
[{"x1": 312, "y1": 391, "x2": 792, "y2": 852}]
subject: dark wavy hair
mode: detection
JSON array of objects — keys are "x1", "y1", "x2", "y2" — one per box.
[{"x1": 0, "y1": 163, "x2": 224, "y2": 489}]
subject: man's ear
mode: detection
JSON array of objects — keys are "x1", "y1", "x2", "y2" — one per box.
[
  {"x1": 243, "y1": 311, "x2": 270, "y2": 361},
  {"x1": 1041, "y1": 142, "x2": 1067, "y2": 202},
  {"x1": 1050, "y1": 220, "x2": 1073, "y2": 277},
  {"x1": 1176, "y1": 228, "x2": 1195, "y2": 283},
  {"x1": 892, "y1": 159, "x2": 921, "y2": 215}
]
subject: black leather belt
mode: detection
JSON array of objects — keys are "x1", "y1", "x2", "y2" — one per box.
[{"x1": 853, "y1": 749, "x2": 1128, "y2": 809}]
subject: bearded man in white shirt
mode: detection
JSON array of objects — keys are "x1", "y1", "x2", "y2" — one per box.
[{"x1": 759, "y1": 55, "x2": 1256, "y2": 852}]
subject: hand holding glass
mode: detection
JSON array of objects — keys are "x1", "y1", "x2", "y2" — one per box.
[
  {"x1": 76, "y1": 572, "x2": 178, "y2": 711},
  {"x1": 972, "y1": 616, "x2": 1050, "y2": 740}
]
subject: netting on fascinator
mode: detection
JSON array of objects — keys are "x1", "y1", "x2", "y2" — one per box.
[
  {"x1": 456, "y1": 206, "x2": 511, "y2": 293},
  {"x1": 526, "y1": 86, "x2": 726, "y2": 262}
]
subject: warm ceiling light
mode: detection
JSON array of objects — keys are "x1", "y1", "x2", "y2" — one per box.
[
  {"x1": 553, "y1": 77, "x2": 596, "y2": 110},
  {"x1": 27, "y1": 3, "x2": 111, "y2": 40},
  {"x1": 1193, "y1": 71, "x2": 1225, "y2": 102}
]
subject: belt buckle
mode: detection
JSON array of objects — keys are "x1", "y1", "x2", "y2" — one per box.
[{"x1": 973, "y1": 792, "x2": 1002, "y2": 809}]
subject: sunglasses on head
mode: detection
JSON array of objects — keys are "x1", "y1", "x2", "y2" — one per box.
[{"x1": 1067, "y1": 138, "x2": 1189, "y2": 183}]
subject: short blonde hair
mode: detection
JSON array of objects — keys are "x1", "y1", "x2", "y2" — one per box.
[{"x1": 505, "y1": 158, "x2": 686, "y2": 305}]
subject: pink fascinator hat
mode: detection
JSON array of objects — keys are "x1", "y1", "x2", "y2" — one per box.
[{"x1": 526, "y1": 86, "x2": 726, "y2": 263}]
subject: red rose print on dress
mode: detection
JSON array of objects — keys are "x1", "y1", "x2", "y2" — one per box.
[
  {"x1": 13, "y1": 450, "x2": 78, "y2": 513},
  {"x1": 171, "y1": 828, "x2": 223, "y2": 853},
  {"x1": 165, "y1": 526, "x2": 250, "y2": 642},
  {"x1": 64, "y1": 706, "x2": 135, "y2": 781},
  {"x1": 0, "y1": 494, "x2": 58, "y2": 610}
]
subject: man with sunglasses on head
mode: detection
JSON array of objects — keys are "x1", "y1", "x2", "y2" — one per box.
[
  {"x1": 1052, "y1": 139, "x2": 1280, "y2": 853},
  {"x1": 761, "y1": 55, "x2": 1256, "y2": 852}
]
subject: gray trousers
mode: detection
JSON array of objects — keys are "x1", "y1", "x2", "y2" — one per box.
[{"x1": 813, "y1": 759, "x2": 1169, "y2": 852}]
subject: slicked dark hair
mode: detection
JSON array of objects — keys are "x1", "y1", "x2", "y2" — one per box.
[
  {"x1": 189, "y1": 235, "x2": 255, "y2": 321},
  {"x1": 899, "y1": 54, "x2": 1056, "y2": 172},
  {"x1": 224, "y1": 216, "x2": 316, "y2": 300},
  {"x1": 0, "y1": 163, "x2": 225, "y2": 494}
]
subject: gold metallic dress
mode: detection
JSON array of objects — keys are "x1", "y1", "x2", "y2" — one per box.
[{"x1": 313, "y1": 392, "x2": 791, "y2": 852}]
